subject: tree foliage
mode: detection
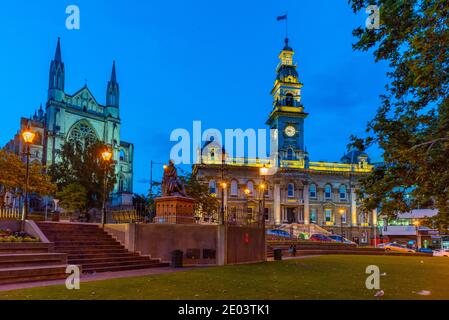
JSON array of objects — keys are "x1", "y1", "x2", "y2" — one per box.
[
  {"x1": 56, "y1": 183, "x2": 88, "y2": 213},
  {"x1": 48, "y1": 141, "x2": 116, "y2": 209},
  {"x1": 0, "y1": 149, "x2": 56, "y2": 207},
  {"x1": 349, "y1": 0, "x2": 449, "y2": 229}
]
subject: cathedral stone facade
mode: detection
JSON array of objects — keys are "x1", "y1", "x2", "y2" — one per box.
[
  {"x1": 194, "y1": 39, "x2": 377, "y2": 245},
  {"x1": 5, "y1": 38, "x2": 134, "y2": 209}
]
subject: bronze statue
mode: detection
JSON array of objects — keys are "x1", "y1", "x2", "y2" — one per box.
[{"x1": 162, "y1": 160, "x2": 187, "y2": 197}]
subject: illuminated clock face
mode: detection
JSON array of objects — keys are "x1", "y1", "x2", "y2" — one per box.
[{"x1": 284, "y1": 125, "x2": 296, "y2": 137}]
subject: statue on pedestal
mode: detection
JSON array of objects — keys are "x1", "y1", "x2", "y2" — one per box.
[{"x1": 162, "y1": 160, "x2": 187, "y2": 197}]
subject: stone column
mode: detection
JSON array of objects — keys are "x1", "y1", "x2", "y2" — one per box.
[
  {"x1": 274, "y1": 184, "x2": 281, "y2": 225},
  {"x1": 303, "y1": 184, "x2": 310, "y2": 225},
  {"x1": 351, "y1": 188, "x2": 357, "y2": 226}
]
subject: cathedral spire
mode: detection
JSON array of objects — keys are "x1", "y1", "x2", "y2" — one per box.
[
  {"x1": 106, "y1": 61, "x2": 120, "y2": 117},
  {"x1": 48, "y1": 37, "x2": 65, "y2": 102},
  {"x1": 54, "y1": 37, "x2": 62, "y2": 62}
]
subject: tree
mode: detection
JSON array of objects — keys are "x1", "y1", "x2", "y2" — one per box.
[
  {"x1": 48, "y1": 140, "x2": 116, "y2": 209},
  {"x1": 180, "y1": 171, "x2": 219, "y2": 220},
  {"x1": 0, "y1": 149, "x2": 56, "y2": 208},
  {"x1": 349, "y1": 0, "x2": 449, "y2": 230},
  {"x1": 56, "y1": 183, "x2": 88, "y2": 214}
]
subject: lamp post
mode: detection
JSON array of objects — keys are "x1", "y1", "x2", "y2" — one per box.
[
  {"x1": 413, "y1": 220, "x2": 420, "y2": 250},
  {"x1": 101, "y1": 149, "x2": 113, "y2": 228},
  {"x1": 21, "y1": 123, "x2": 35, "y2": 231},
  {"x1": 220, "y1": 148, "x2": 226, "y2": 225},
  {"x1": 259, "y1": 166, "x2": 268, "y2": 259},
  {"x1": 339, "y1": 208, "x2": 345, "y2": 243}
]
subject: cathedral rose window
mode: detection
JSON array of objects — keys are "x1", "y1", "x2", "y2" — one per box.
[{"x1": 68, "y1": 121, "x2": 98, "y2": 146}]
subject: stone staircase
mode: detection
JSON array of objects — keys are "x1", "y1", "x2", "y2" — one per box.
[
  {"x1": 37, "y1": 222, "x2": 169, "y2": 273},
  {"x1": 0, "y1": 244, "x2": 68, "y2": 285}
]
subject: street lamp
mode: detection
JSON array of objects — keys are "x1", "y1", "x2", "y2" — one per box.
[
  {"x1": 339, "y1": 208, "x2": 345, "y2": 243},
  {"x1": 413, "y1": 220, "x2": 420, "y2": 249},
  {"x1": 101, "y1": 149, "x2": 113, "y2": 228},
  {"x1": 259, "y1": 165, "x2": 268, "y2": 259},
  {"x1": 21, "y1": 123, "x2": 35, "y2": 231}
]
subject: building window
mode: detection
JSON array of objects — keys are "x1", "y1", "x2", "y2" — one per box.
[
  {"x1": 210, "y1": 148, "x2": 216, "y2": 161},
  {"x1": 325, "y1": 184, "x2": 332, "y2": 199},
  {"x1": 287, "y1": 148, "x2": 294, "y2": 160},
  {"x1": 310, "y1": 208, "x2": 317, "y2": 223},
  {"x1": 309, "y1": 184, "x2": 317, "y2": 198},
  {"x1": 341, "y1": 210, "x2": 347, "y2": 224},
  {"x1": 247, "y1": 181, "x2": 254, "y2": 196},
  {"x1": 209, "y1": 180, "x2": 217, "y2": 195},
  {"x1": 339, "y1": 185, "x2": 347, "y2": 200},
  {"x1": 230, "y1": 180, "x2": 238, "y2": 197},
  {"x1": 288, "y1": 183, "x2": 295, "y2": 198},
  {"x1": 286, "y1": 93, "x2": 294, "y2": 106},
  {"x1": 119, "y1": 149, "x2": 126, "y2": 161},
  {"x1": 325, "y1": 209, "x2": 333, "y2": 223}
]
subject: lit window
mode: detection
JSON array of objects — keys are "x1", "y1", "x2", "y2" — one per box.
[
  {"x1": 247, "y1": 181, "x2": 254, "y2": 196},
  {"x1": 325, "y1": 184, "x2": 332, "y2": 199},
  {"x1": 309, "y1": 184, "x2": 317, "y2": 198},
  {"x1": 325, "y1": 209, "x2": 333, "y2": 223},
  {"x1": 288, "y1": 183, "x2": 295, "y2": 198}
]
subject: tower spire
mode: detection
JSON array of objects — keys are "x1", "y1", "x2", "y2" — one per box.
[
  {"x1": 48, "y1": 37, "x2": 65, "y2": 101},
  {"x1": 54, "y1": 37, "x2": 62, "y2": 62},
  {"x1": 106, "y1": 60, "x2": 120, "y2": 116}
]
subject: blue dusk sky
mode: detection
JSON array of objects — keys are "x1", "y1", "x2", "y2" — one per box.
[{"x1": 0, "y1": 0, "x2": 388, "y2": 195}]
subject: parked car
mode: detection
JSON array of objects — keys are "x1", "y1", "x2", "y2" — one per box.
[
  {"x1": 266, "y1": 229, "x2": 291, "y2": 238},
  {"x1": 384, "y1": 243, "x2": 416, "y2": 253},
  {"x1": 309, "y1": 233, "x2": 334, "y2": 242},
  {"x1": 378, "y1": 242, "x2": 390, "y2": 248},
  {"x1": 328, "y1": 235, "x2": 356, "y2": 245},
  {"x1": 433, "y1": 249, "x2": 449, "y2": 257},
  {"x1": 417, "y1": 248, "x2": 433, "y2": 254}
]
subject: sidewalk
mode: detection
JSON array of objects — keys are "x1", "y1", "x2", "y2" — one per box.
[{"x1": 0, "y1": 266, "x2": 200, "y2": 292}]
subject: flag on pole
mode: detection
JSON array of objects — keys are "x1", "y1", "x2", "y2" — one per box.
[{"x1": 277, "y1": 14, "x2": 287, "y2": 21}]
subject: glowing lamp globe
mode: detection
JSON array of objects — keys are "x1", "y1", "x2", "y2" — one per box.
[
  {"x1": 22, "y1": 130, "x2": 35, "y2": 144},
  {"x1": 101, "y1": 150, "x2": 113, "y2": 162}
]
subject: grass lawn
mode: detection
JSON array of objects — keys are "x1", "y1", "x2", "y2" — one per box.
[{"x1": 1, "y1": 255, "x2": 448, "y2": 300}]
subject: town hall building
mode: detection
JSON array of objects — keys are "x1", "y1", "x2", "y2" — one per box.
[
  {"x1": 5, "y1": 38, "x2": 134, "y2": 209},
  {"x1": 194, "y1": 38, "x2": 378, "y2": 245}
]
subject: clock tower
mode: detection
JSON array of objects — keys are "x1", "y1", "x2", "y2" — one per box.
[{"x1": 266, "y1": 38, "x2": 308, "y2": 165}]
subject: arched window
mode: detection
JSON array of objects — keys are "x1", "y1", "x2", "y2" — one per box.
[
  {"x1": 287, "y1": 148, "x2": 294, "y2": 160},
  {"x1": 68, "y1": 121, "x2": 98, "y2": 147},
  {"x1": 288, "y1": 183, "x2": 295, "y2": 198},
  {"x1": 209, "y1": 180, "x2": 217, "y2": 195},
  {"x1": 309, "y1": 184, "x2": 317, "y2": 198},
  {"x1": 325, "y1": 184, "x2": 332, "y2": 199},
  {"x1": 339, "y1": 185, "x2": 347, "y2": 200},
  {"x1": 230, "y1": 180, "x2": 238, "y2": 197},
  {"x1": 286, "y1": 93, "x2": 294, "y2": 106},
  {"x1": 118, "y1": 175, "x2": 126, "y2": 193}
]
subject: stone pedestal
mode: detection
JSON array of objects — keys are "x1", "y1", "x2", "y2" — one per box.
[{"x1": 154, "y1": 196, "x2": 196, "y2": 224}]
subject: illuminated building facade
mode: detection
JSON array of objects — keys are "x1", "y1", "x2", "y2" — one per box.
[
  {"x1": 4, "y1": 38, "x2": 134, "y2": 209},
  {"x1": 194, "y1": 39, "x2": 377, "y2": 244}
]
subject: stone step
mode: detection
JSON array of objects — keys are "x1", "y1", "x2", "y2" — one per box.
[
  {"x1": 0, "y1": 265, "x2": 68, "y2": 285},
  {"x1": 77, "y1": 259, "x2": 162, "y2": 270},
  {"x1": 55, "y1": 244, "x2": 125, "y2": 251},
  {"x1": 69, "y1": 256, "x2": 158, "y2": 265},
  {"x1": 0, "y1": 253, "x2": 67, "y2": 268},
  {"x1": 82, "y1": 262, "x2": 169, "y2": 273},
  {"x1": 67, "y1": 252, "x2": 139, "y2": 260},
  {"x1": 53, "y1": 240, "x2": 119, "y2": 246}
]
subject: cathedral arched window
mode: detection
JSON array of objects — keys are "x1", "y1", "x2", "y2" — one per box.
[
  {"x1": 68, "y1": 121, "x2": 98, "y2": 147},
  {"x1": 339, "y1": 185, "x2": 347, "y2": 200},
  {"x1": 119, "y1": 150, "x2": 126, "y2": 162},
  {"x1": 286, "y1": 93, "x2": 294, "y2": 106},
  {"x1": 118, "y1": 175, "x2": 127, "y2": 193}
]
